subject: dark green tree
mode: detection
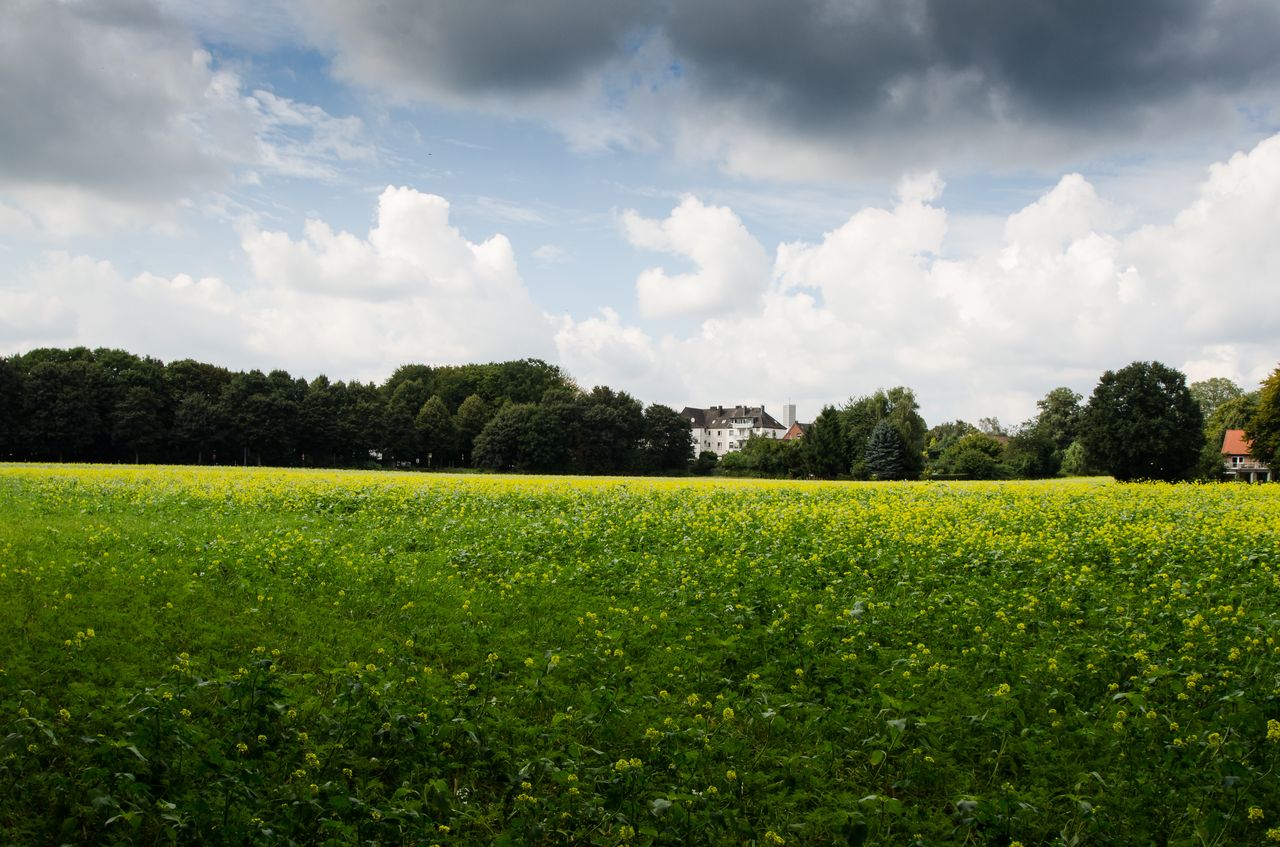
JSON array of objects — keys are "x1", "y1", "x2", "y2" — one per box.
[
  {"x1": 296, "y1": 376, "x2": 342, "y2": 465},
  {"x1": 865, "y1": 419, "x2": 910, "y2": 480},
  {"x1": 574, "y1": 387, "x2": 644, "y2": 474},
  {"x1": 843, "y1": 387, "x2": 926, "y2": 478},
  {"x1": 1003, "y1": 421, "x2": 1059, "y2": 478},
  {"x1": 1035, "y1": 387, "x2": 1084, "y2": 452},
  {"x1": 415, "y1": 395, "x2": 457, "y2": 468},
  {"x1": 690, "y1": 450, "x2": 719, "y2": 475},
  {"x1": 20, "y1": 358, "x2": 107, "y2": 460},
  {"x1": 336, "y1": 381, "x2": 385, "y2": 465},
  {"x1": 111, "y1": 385, "x2": 167, "y2": 463},
  {"x1": 383, "y1": 379, "x2": 427, "y2": 465},
  {"x1": 800, "y1": 406, "x2": 848, "y2": 478},
  {"x1": 640, "y1": 404, "x2": 694, "y2": 473},
  {"x1": 0, "y1": 357, "x2": 21, "y2": 458},
  {"x1": 936, "y1": 432, "x2": 1005, "y2": 479},
  {"x1": 454, "y1": 394, "x2": 491, "y2": 467},
  {"x1": 172, "y1": 392, "x2": 224, "y2": 464},
  {"x1": 1246, "y1": 365, "x2": 1280, "y2": 469},
  {"x1": 1080, "y1": 361, "x2": 1203, "y2": 481},
  {"x1": 473, "y1": 403, "x2": 568, "y2": 472}
]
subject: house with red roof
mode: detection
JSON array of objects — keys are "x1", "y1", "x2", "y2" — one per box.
[
  {"x1": 1221, "y1": 429, "x2": 1273, "y2": 482},
  {"x1": 781, "y1": 421, "x2": 809, "y2": 441}
]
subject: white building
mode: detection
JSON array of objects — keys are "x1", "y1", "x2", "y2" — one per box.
[{"x1": 681, "y1": 405, "x2": 788, "y2": 457}]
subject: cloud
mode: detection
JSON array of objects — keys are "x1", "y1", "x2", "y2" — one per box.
[
  {"x1": 623, "y1": 196, "x2": 770, "y2": 318},
  {"x1": 533, "y1": 244, "x2": 566, "y2": 262},
  {"x1": 294, "y1": 1, "x2": 1280, "y2": 179},
  {"x1": 302, "y1": 0, "x2": 654, "y2": 108},
  {"x1": 5, "y1": 137, "x2": 1278, "y2": 425},
  {"x1": 557, "y1": 134, "x2": 1280, "y2": 423},
  {"x1": 1123, "y1": 133, "x2": 1280, "y2": 342},
  {"x1": 0, "y1": 0, "x2": 371, "y2": 233},
  {"x1": 0, "y1": 186, "x2": 554, "y2": 379}
]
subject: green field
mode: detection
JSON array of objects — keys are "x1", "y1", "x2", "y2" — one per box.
[{"x1": 2, "y1": 465, "x2": 1279, "y2": 845}]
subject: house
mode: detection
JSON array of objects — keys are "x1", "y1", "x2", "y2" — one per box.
[
  {"x1": 681, "y1": 405, "x2": 787, "y2": 457},
  {"x1": 1221, "y1": 429, "x2": 1273, "y2": 482},
  {"x1": 781, "y1": 421, "x2": 809, "y2": 441}
]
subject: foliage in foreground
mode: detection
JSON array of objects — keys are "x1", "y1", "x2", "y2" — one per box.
[{"x1": 2, "y1": 466, "x2": 1279, "y2": 845}]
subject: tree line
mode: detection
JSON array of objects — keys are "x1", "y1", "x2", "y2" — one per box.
[
  {"x1": 2, "y1": 348, "x2": 1277, "y2": 480},
  {"x1": 710, "y1": 361, "x2": 1280, "y2": 482},
  {"x1": 0, "y1": 348, "x2": 694, "y2": 474}
]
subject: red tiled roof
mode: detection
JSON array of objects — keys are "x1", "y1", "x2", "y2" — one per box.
[{"x1": 1222, "y1": 429, "x2": 1252, "y2": 456}]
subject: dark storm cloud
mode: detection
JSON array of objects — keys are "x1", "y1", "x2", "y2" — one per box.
[
  {"x1": 306, "y1": 0, "x2": 659, "y2": 97},
  {"x1": 0, "y1": 0, "x2": 230, "y2": 200},
  {"x1": 307, "y1": 0, "x2": 1280, "y2": 135},
  {"x1": 663, "y1": 0, "x2": 1280, "y2": 129}
]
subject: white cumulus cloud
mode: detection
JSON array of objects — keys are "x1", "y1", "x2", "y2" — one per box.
[
  {"x1": 1, "y1": 187, "x2": 554, "y2": 379},
  {"x1": 558, "y1": 134, "x2": 1280, "y2": 423},
  {"x1": 623, "y1": 195, "x2": 770, "y2": 319}
]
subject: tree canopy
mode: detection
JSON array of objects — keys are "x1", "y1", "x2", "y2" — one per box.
[
  {"x1": 1080, "y1": 361, "x2": 1203, "y2": 482},
  {"x1": 1246, "y1": 365, "x2": 1280, "y2": 468}
]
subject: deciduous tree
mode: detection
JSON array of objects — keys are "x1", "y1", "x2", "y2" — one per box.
[
  {"x1": 1080, "y1": 361, "x2": 1203, "y2": 481},
  {"x1": 1246, "y1": 365, "x2": 1280, "y2": 469}
]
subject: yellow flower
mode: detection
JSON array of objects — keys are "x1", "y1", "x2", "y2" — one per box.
[
  {"x1": 1268, "y1": 719, "x2": 1280, "y2": 742},
  {"x1": 1248, "y1": 807, "x2": 1263, "y2": 822}
]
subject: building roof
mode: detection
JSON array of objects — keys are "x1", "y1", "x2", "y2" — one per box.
[
  {"x1": 680, "y1": 405, "x2": 787, "y2": 430},
  {"x1": 782, "y1": 421, "x2": 810, "y2": 440},
  {"x1": 1222, "y1": 428, "x2": 1253, "y2": 456}
]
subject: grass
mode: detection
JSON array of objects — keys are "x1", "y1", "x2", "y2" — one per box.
[{"x1": 1, "y1": 464, "x2": 1278, "y2": 845}]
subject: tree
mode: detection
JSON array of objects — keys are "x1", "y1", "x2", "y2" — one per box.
[
  {"x1": 415, "y1": 395, "x2": 457, "y2": 468},
  {"x1": 576, "y1": 386, "x2": 644, "y2": 473},
  {"x1": 936, "y1": 432, "x2": 1005, "y2": 479},
  {"x1": 801, "y1": 406, "x2": 848, "y2": 478},
  {"x1": 111, "y1": 386, "x2": 166, "y2": 463},
  {"x1": 977, "y1": 416, "x2": 1006, "y2": 437},
  {"x1": 866, "y1": 419, "x2": 910, "y2": 480},
  {"x1": 297, "y1": 376, "x2": 342, "y2": 465},
  {"x1": 1245, "y1": 365, "x2": 1280, "y2": 469},
  {"x1": 1060, "y1": 441, "x2": 1098, "y2": 476},
  {"x1": 20, "y1": 358, "x2": 107, "y2": 460},
  {"x1": 1205, "y1": 391, "x2": 1260, "y2": 438},
  {"x1": 472, "y1": 403, "x2": 567, "y2": 472},
  {"x1": 383, "y1": 379, "x2": 427, "y2": 465},
  {"x1": 1190, "y1": 377, "x2": 1243, "y2": 422},
  {"x1": 1035, "y1": 387, "x2": 1083, "y2": 452},
  {"x1": 1003, "y1": 420, "x2": 1058, "y2": 478},
  {"x1": 926, "y1": 420, "x2": 978, "y2": 465},
  {"x1": 691, "y1": 450, "x2": 719, "y2": 475},
  {"x1": 172, "y1": 392, "x2": 224, "y2": 464},
  {"x1": 1079, "y1": 361, "x2": 1203, "y2": 482},
  {"x1": 336, "y1": 381, "x2": 385, "y2": 465},
  {"x1": 0, "y1": 357, "x2": 22, "y2": 458},
  {"x1": 454, "y1": 394, "x2": 491, "y2": 466},
  {"x1": 843, "y1": 387, "x2": 926, "y2": 478},
  {"x1": 640, "y1": 404, "x2": 694, "y2": 473}
]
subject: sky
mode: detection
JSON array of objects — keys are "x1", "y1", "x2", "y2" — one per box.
[{"x1": 2, "y1": 0, "x2": 1279, "y2": 427}]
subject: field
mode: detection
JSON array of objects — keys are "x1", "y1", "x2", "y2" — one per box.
[{"x1": 2, "y1": 466, "x2": 1279, "y2": 846}]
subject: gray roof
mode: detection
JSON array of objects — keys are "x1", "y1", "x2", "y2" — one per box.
[{"x1": 680, "y1": 405, "x2": 786, "y2": 430}]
